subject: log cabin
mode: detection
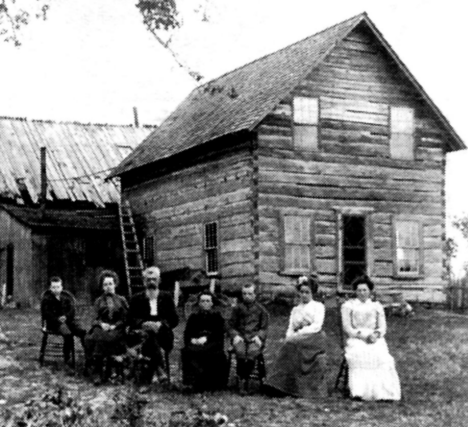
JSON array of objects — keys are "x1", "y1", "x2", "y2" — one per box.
[
  {"x1": 111, "y1": 13, "x2": 466, "y2": 303},
  {"x1": 0, "y1": 117, "x2": 153, "y2": 306}
]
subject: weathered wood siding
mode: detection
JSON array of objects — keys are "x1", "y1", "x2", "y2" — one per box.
[
  {"x1": 124, "y1": 144, "x2": 255, "y2": 291},
  {"x1": 32, "y1": 230, "x2": 124, "y2": 305},
  {"x1": 256, "y1": 24, "x2": 447, "y2": 301},
  {"x1": 0, "y1": 210, "x2": 33, "y2": 306}
]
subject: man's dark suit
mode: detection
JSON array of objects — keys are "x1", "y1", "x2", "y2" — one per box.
[{"x1": 128, "y1": 291, "x2": 179, "y2": 380}]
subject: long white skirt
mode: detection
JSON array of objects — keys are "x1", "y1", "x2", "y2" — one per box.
[{"x1": 345, "y1": 337, "x2": 401, "y2": 401}]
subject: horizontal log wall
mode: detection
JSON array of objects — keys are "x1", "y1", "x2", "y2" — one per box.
[
  {"x1": 256, "y1": 24, "x2": 447, "y2": 301},
  {"x1": 124, "y1": 144, "x2": 255, "y2": 291}
]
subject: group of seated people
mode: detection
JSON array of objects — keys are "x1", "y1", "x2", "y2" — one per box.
[{"x1": 41, "y1": 267, "x2": 401, "y2": 400}]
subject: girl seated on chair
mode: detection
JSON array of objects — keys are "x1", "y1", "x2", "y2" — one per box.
[
  {"x1": 265, "y1": 274, "x2": 328, "y2": 398},
  {"x1": 341, "y1": 275, "x2": 401, "y2": 401}
]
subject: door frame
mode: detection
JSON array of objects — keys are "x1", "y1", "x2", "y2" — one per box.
[{"x1": 334, "y1": 207, "x2": 374, "y2": 290}]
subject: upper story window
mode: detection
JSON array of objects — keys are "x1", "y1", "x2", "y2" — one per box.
[
  {"x1": 390, "y1": 106, "x2": 415, "y2": 160},
  {"x1": 394, "y1": 218, "x2": 422, "y2": 277},
  {"x1": 293, "y1": 97, "x2": 319, "y2": 151},
  {"x1": 204, "y1": 222, "x2": 219, "y2": 275}
]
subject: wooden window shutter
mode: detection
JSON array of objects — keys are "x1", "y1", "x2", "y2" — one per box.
[
  {"x1": 280, "y1": 213, "x2": 314, "y2": 274},
  {"x1": 293, "y1": 97, "x2": 319, "y2": 151},
  {"x1": 390, "y1": 106, "x2": 415, "y2": 160}
]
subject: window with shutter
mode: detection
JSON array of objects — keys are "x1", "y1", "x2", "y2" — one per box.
[
  {"x1": 293, "y1": 97, "x2": 319, "y2": 151},
  {"x1": 390, "y1": 106, "x2": 415, "y2": 160},
  {"x1": 282, "y1": 214, "x2": 313, "y2": 273}
]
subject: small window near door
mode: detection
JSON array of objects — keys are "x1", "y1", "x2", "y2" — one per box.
[
  {"x1": 293, "y1": 97, "x2": 319, "y2": 151},
  {"x1": 204, "y1": 222, "x2": 219, "y2": 275},
  {"x1": 394, "y1": 219, "x2": 422, "y2": 276},
  {"x1": 142, "y1": 236, "x2": 155, "y2": 266}
]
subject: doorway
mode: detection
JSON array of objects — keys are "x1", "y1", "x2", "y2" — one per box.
[{"x1": 342, "y1": 215, "x2": 367, "y2": 289}]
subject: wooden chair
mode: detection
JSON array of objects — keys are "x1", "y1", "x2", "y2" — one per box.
[
  {"x1": 334, "y1": 291, "x2": 351, "y2": 396},
  {"x1": 38, "y1": 290, "x2": 77, "y2": 368},
  {"x1": 228, "y1": 344, "x2": 266, "y2": 392}
]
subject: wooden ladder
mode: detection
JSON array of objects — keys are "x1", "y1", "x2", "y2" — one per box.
[{"x1": 119, "y1": 200, "x2": 144, "y2": 296}]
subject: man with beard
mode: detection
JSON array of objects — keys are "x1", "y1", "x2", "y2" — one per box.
[{"x1": 128, "y1": 266, "x2": 179, "y2": 387}]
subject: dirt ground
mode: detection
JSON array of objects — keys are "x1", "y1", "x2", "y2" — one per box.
[{"x1": 0, "y1": 304, "x2": 467, "y2": 426}]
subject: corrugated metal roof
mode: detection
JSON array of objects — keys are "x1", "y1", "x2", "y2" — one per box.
[
  {"x1": 0, "y1": 117, "x2": 153, "y2": 206},
  {"x1": 111, "y1": 12, "x2": 465, "y2": 177}
]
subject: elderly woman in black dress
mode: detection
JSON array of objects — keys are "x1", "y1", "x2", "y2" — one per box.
[
  {"x1": 181, "y1": 291, "x2": 228, "y2": 392},
  {"x1": 85, "y1": 270, "x2": 128, "y2": 385}
]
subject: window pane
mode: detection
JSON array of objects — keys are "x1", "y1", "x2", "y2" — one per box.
[
  {"x1": 284, "y1": 216, "x2": 310, "y2": 243},
  {"x1": 397, "y1": 248, "x2": 419, "y2": 273},
  {"x1": 293, "y1": 97, "x2": 318, "y2": 125},
  {"x1": 396, "y1": 221, "x2": 419, "y2": 248},
  {"x1": 390, "y1": 133, "x2": 414, "y2": 160},
  {"x1": 285, "y1": 244, "x2": 310, "y2": 270},
  {"x1": 204, "y1": 222, "x2": 217, "y2": 249},
  {"x1": 391, "y1": 107, "x2": 414, "y2": 133},
  {"x1": 293, "y1": 125, "x2": 318, "y2": 151},
  {"x1": 206, "y1": 249, "x2": 218, "y2": 273}
]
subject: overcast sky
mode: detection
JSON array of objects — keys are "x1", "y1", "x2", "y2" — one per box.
[{"x1": 0, "y1": 0, "x2": 467, "y2": 270}]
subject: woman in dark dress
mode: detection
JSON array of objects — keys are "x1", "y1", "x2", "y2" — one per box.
[
  {"x1": 181, "y1": 291, "x2": 228, "y2": 392},
  {"x1": 265, "y1": 275, "x2": 328, "y2": 398},
  {"x1": 85, "y1": 270, "x2": 128, "y2": 385}
]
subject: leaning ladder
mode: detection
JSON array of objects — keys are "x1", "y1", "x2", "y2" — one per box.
[{"x1": 119, "y1": 200, "x2": 144, "y2": 296}]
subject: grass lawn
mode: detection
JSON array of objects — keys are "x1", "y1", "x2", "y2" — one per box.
[{"x1": 0, "y1": 303, "x2": 467, "y2": 426}]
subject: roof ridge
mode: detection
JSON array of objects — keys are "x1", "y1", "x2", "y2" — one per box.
[
  {"x1": 0, "y1": 115, "x2": 157, "y2": 128},
  {"x1": 197, "y1": 12, "x2": 366, "y2": 89}
]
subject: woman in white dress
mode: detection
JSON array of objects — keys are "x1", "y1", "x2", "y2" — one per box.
[
  {"x1": 341, "y1": 276, "x2": 401, "y2": 401},
  {"x1": 265, "y1": 275, "x2": 328, "y2": 398}
]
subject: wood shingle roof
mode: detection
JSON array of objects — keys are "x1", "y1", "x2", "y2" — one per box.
[
  {"x1": 0, "y1": 117, "x2": 153, "y2": 206},
  {"x1": 111, "y1": 12, "x2": 465, "y2": 177}
]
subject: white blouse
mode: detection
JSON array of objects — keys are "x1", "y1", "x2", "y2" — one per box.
[
  {"x1": 341, "y1": 298, "x2": 386, "y2": 339},
  {"x1": 286, "y1": 299, "x2": 325, "y2": 338}
]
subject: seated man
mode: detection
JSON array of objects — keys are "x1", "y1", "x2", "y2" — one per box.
[
  {"x1": 181, "y1": 291, "x2": 228, "y2": 392},
  {"x1": 128, "y1": 266, "x2": 179, "y2": 386},
  {"x1": 229, "y1": 283, "x2": 269, "y2": 393},
  {"x1": 41, "y1": 276, "x2": 86, "y2": 368}
]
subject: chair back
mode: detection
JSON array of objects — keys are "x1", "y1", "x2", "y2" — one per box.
[{"x1": 335, "y1": 291, "x2": 352, "y2": 349}]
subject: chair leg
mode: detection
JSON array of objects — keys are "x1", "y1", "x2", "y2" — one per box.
[
  {"x1": 335, "y1": 357, "x2": 350, "y2": 396},
  {"x1": 165, "y1": 351, "x2": 171, "y2": 384},
  {"x1": 70, "y1": 338, "x2": 76, "y2": 369},
  {"x1": 39, "y1": 333, "x2": 48, "y2": 366}
]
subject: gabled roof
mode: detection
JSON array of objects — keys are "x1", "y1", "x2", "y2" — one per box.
[
  {"x1": 111, "y1": 12, "x2": 465, "y2": 177},
  {"x1": 0, "y1": 117, "x2": 154, "y2": 206}
]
